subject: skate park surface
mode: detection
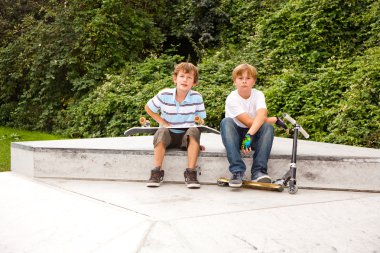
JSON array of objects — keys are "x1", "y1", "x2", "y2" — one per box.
[{"x1": 2, "y1": 134, "x2": 380, "y2": 252}]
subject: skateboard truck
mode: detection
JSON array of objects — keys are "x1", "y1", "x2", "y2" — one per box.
[{"x1": 273, "y1": 113, "x2": 309, "y2": 194}]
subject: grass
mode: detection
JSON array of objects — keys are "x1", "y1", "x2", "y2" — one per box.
[{"x1": 0, "y1": 126, "x2": 66, "y2": 172}]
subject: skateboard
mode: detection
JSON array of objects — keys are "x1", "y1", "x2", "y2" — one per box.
[
  {"x1": 124, "y1": 116, "x2": 220, "y2": 136},
  {"x1": 217, "y1": 177, "x2": 284, "y2": 192}
]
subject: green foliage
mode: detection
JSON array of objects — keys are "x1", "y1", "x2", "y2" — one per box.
[
  {"x1": 325, "y1": 47, "x2": 380, "y2": 147},
  {"x1": 56, "y1": 54, "x2": 182, "y2": 138},
  {"x1": 0, "y1": 0, "x2": 379, "y2": 148},
  {"x1": 0, "y1": 0, "x2": 164, "y2": 131},
  {"x1": 240, "y1": 0, "x2": 375, "y2": 78},
  {"x1": 263, "y1": 46, "x2": 380, "y2": 148},
  {"x1": 220, "y1": 0, "x2": 284, "y2": 45},
  {"x1": 160, "y1": 0, "x2": 228, "y2": 60},
  {"x1": 196, "y1": 51, "x2": 237, "y2": 128},
  {"x1": 0, "y1": 0, "x2": 44, "y2": 47}
]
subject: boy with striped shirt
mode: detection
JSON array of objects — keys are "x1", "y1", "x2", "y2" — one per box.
[{"x1": 144, "y1": 62, "x2": 206, "y2": 189}]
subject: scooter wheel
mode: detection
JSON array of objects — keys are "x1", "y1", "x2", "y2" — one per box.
[{"x1": 288, "y1": 185, "x2": 298, "y2": 194}]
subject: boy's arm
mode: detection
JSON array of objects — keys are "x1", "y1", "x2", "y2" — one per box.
[
  {"x1": 235, "y1": 108, "x2": 268, "y2": 135},
  {"x1": 194, "y1": 92, "x2": 206, "y2": 119},
  {"x1": 238, "y1": 109, "x2": 267, "y2": 154},
  {"x1": 144, "y1": 104, "x2": 170, "y2": 127},
  {"x1": 247, "y1": 108, "x2": 267, "y2": 135}
]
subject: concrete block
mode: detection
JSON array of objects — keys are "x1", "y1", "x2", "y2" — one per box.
[{"x1": 10, "y1": 134, "x2": 380, "y2": 192}]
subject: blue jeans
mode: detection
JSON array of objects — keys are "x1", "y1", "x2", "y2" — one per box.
[{"x1": 220, "y1": 118, "x2": 274, "y2": 179}]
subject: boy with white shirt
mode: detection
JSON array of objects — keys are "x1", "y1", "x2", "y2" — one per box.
[{"x1": 220, "y1": 63, "x2": 274, "y2": 188}]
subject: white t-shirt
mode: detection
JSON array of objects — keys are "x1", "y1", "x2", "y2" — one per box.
[{"x1": 225, "y1": 89, "x2": 267, "y2": 128}]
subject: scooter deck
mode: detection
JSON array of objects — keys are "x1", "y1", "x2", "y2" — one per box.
[
  {"x1": 217, "y1": 177, "x2": 284, "y2": 192},
  {"x1": 124, "y1": 125, "x2": 220, "y2": 136}
]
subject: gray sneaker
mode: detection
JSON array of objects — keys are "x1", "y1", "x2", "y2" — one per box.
[
  {"x1": 184, "y1": 168, "x2": 200, "y2": 189},
  {"x1": 229, "y1": 172, "x2": 243, "y2": 188},
  {"x1": 252, "y1": 172, "x2": 272, "y2": 183},
  {"x1": 146, "y1": 168, "x2": 164, "y2": 187}
]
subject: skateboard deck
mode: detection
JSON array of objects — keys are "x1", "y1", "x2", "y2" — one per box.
[
  {"x1": 124, "y1": 125, "x2": 220, "y2": 136},
  {"x1": 124, "y1": 116, "x2": 220, "y2": 136},
  {"x1": 217, "y1": 177, "x2": 284, "y2": 192}
]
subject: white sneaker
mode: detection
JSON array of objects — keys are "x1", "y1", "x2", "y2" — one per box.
[{"x1": 252, "y1": 175, "x2": 272, "y2": 183}]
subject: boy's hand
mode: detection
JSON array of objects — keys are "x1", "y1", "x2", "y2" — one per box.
[
  {"x1": 161, "y1": 119, "x2": 171, "y2": 128},
  {"x1": 162, "y1": 122, "x2": 171, "y2": 127},
  {"x1": 241, "y1": 134, "x2": 252, "y2": 154}
]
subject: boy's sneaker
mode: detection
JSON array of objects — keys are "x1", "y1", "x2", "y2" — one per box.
[
  {"x1": 146, "y1": 168, "x2": 164, "y2": 187},
  {"x1": 252, "y1": 172, "x2": 272, "y2": 183},
  {"x1": 184, "y1": 168, "x2": 200, "y2": 189},
  {"x1": 229, "y1": 172, "x2": 243, "y2": 188}
]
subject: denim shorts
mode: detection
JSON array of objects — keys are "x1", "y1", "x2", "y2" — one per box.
[{"x1": 153, "y1": 127, "x2": 201, "y2": 149}]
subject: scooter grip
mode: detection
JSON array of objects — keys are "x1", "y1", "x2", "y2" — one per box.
[
  {"x1": 299, "y1": 127, "x2": 310, "y2": 139},
  {"x1": 283, "y1": 113, "x2": 296, "y2": 125}
]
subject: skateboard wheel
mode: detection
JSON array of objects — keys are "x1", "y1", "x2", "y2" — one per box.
[
  {"x1": 195, "y1": 116, "x2": 204, "y2": 125},
  {"x1": 217, "y1": 179, "x2": 228, "y2": 187},
  {"x1": 139, "y1": 117, "x2": 146, "y2": 125}
]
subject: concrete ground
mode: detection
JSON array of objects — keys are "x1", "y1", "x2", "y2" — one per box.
[{"x1": 1, "y1": 172, "x2": 379, "y2": 253}]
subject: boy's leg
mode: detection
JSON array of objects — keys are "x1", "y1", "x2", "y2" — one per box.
[
  {"x1": 180, "y1": 127, "x2": 201, "y2": 168},
  {"x1": 154, "y1": 142, "x2": 166, "y2": 168},
  {"x1": 251, "y1": 123, "x2": 274, "y2": 182},
  {"x1": 181, "y1": 127, "x2": 201, "y2": 189},
  {"x1": 220, "y1": 118, "x2": 246, "y2": 174},
  {"x1": 186, "y1": 136, "x2": 200, "y2": 169},
  {"x1": 147, "y1": 128, "x2": 170, "y2": 187},
  {"x1": 153, "y1": 128, "x2": 171, "y2": 167},
  {"x1": 220, "y1": 118, "x2": 246, "y2": 187}
]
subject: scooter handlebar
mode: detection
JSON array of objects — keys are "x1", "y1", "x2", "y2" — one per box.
[
  {"x1": 283, "y1": 113, "x2": 296, "y2": 125},
  {"x1": 298, "y1": 127, "x2": 310, "y2": 139},
  {"x1": 283, "y1": 113, "x2": 310, "y2": 139}
]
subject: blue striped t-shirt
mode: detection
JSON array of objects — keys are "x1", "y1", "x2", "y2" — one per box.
[{"x1": 146, "y1": 88, "x2": 206, "y2": 133}]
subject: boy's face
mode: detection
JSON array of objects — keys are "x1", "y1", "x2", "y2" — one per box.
[
  {"x1": 173, "y1": 70, "x2": 196, "y2": 93},
  {"x1": 234, "y1": 71, "x2": 256, "y2": 92}
]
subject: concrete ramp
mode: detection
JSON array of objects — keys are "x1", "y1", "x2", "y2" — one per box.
[{"x1": 11, "y1": 134, "x2": 380, "y2": 192}]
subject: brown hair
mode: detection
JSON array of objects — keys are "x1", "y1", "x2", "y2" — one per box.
[
  {"x1": 173, "y1": 62, "x2": 199, "y2": 84},
  {"x1": 232, "y1": 63, "x2": 257, "y2": 81}
]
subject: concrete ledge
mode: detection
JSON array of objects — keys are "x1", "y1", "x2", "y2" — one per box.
[{"x1": 11, "y1": 134, "x2": 380, "y2": 192}]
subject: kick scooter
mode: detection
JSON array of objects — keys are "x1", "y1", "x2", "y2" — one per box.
[{"x1": 273, "y1": 113, "x2": 310, "y2": 194}]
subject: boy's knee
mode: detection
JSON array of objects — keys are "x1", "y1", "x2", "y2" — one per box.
[
  {"x1": 261, "y1": 123, "x2": 274, "y2": 132},
  {"x1": 153, "y1": 128, "x2": 170, "y2": 147},
  {"x1": 186, "y1": 127, "x2": 201, "y2": 145},
  {"x1": 260, "y1": 123, "x2": 274, "y2": 137},
  {"x1": 187, "y1": 127, "x2": 200, "y2": 136},
  {"x1": 220, "y1": 117, "x2": 234, "y2": 129}
]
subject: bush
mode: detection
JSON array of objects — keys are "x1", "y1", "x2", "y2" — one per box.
[{"x1": 56, "y1": 54, "x2": 182, "y2": 137}]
